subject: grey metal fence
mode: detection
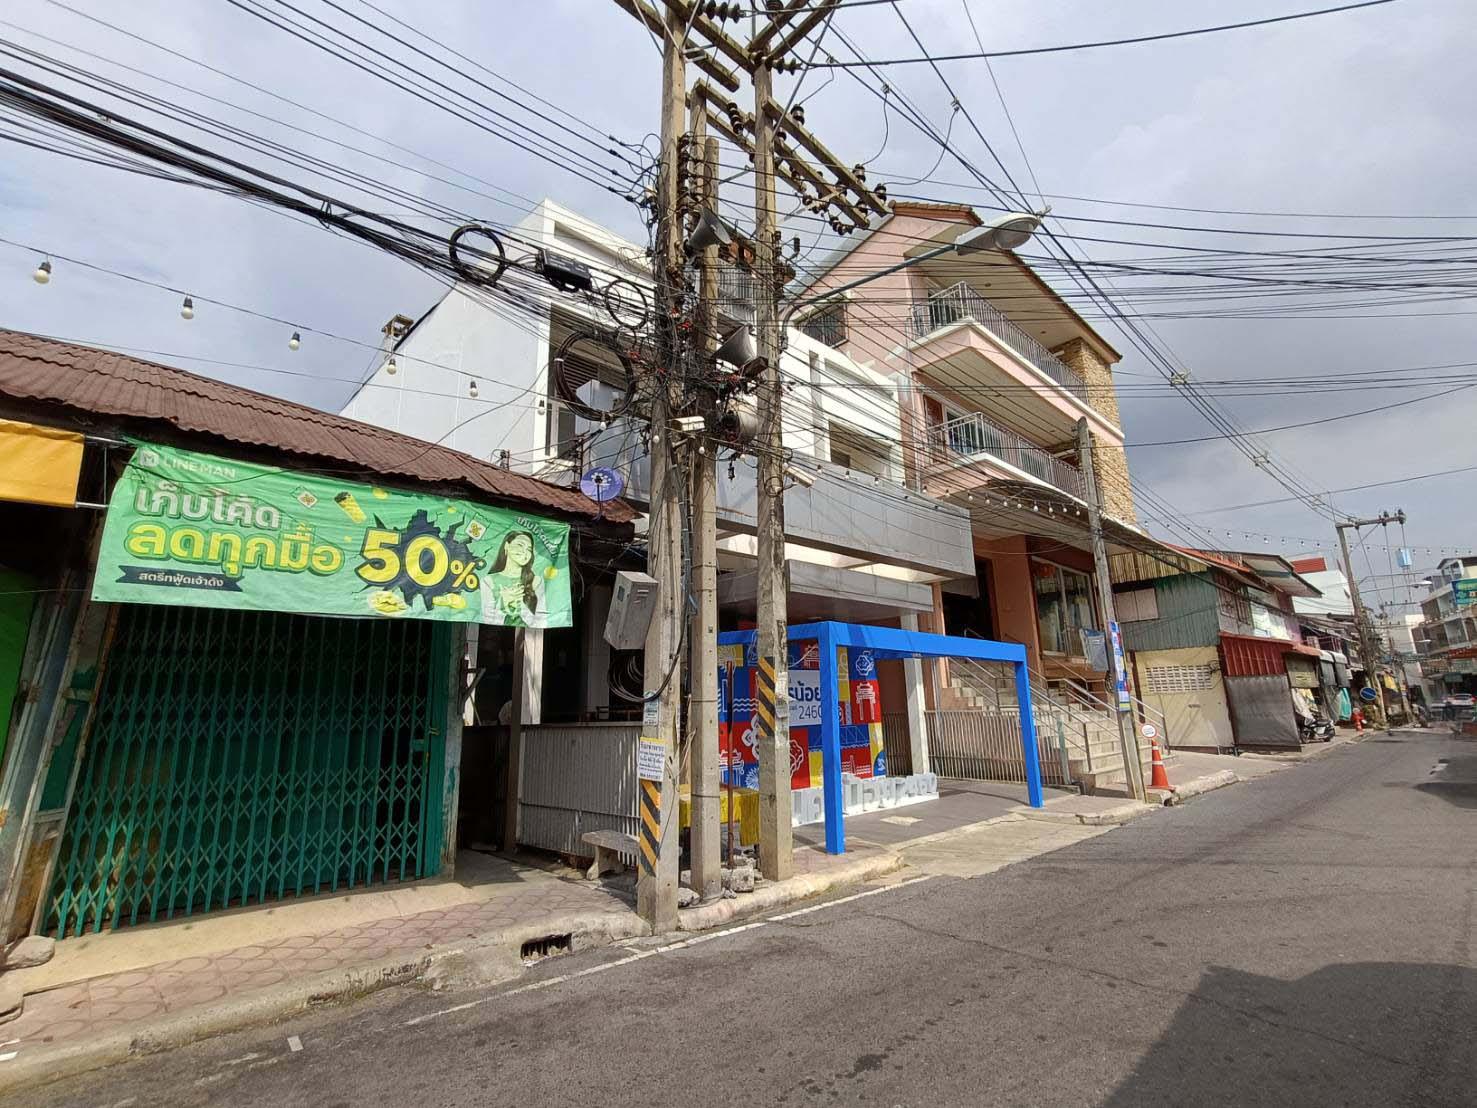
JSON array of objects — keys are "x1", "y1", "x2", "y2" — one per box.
[
  {"x1": 518, "y1": 722, "x2": 639, "y2": 857},
  {"x1": 926, "y1": 710, "x2": 1072, "y2": 786}
]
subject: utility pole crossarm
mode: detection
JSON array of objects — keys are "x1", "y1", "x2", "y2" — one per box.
[
  {"x1": 612, "y1": 0, "x2": 741, "y2": 90},
  {"x1": 659, "y1": 0, "x2": 752, "y2": 73},
  {"x1": 764, "y1": 2, "x2": 841, "y2": 61},
  {"x1": 750, "y1": 0, "x2": 813, "y2": 53},
  {"x1": 691, "y1": 81, "x2": 875, "y2": 227},
  {"x1": 759, "y1": 98, "x2": 889, "y2": 217}
]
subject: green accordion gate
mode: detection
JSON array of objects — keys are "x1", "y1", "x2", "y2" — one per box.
[{"x1": 45, "y1": 604, "x2": 450, "y2": 937}]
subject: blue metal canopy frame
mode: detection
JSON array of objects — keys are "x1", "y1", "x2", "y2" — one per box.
[{"x1": 717, "y1": 620, "x2": 1044, "y2": 856}]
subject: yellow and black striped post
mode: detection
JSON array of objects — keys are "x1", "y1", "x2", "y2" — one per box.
[
  {"x1": 755, "y1": 654, "x2": 778, "y2": 744},
  {"x1": 638, "y1": 778, "x2": 662, "y2": 875}
]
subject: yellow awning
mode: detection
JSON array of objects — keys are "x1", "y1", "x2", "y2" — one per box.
[{"x1": 0, "y1": 419, "x2": 83, "y2": 507}]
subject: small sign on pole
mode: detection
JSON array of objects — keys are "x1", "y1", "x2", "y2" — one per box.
[
  {"x1": 637, "y1": 737, "x2": 666, "y2": 782},
  {"x1": 1141, "y1": 722, "x2": 1158, "y2": 740},
  {"x1": 1358, "y1": 686, "x2": 1378, "y2": 703}
]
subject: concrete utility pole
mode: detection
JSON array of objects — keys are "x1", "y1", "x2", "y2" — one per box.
[
  {"x1": 751, "y1": 58, "x2": 793, "y2": 882},
  {"x1": 1335, "y1": 511, "x2": 1405, "y2": 730},
  {"x1": 608, "y1": 0, "x2": 887, "y2": 888},
  {"x1": 1077, "y1": 417, "x2": 1145, "y2": 801},
  {"x1": 687, "y1": 105, "x2": 722, "y2": 902},
  {"x1": 636, "y1": 3, "x2": 686, "y2": 932}
]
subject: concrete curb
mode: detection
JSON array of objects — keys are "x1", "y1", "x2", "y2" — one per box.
[
  {"x1": 1020, "y1": 800, "x2": 1155, "y2": 826},
  {"x1": 1162, "y1": 769, "x2": 1238, "y2": 805},
  {"x1": 676, "y1": 850, "x2": 904, "y2": 931},
  {"x1": 0, "y1": 909, "x2": 646, "y2": 1096}
]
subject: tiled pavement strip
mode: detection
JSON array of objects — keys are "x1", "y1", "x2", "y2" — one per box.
[{"x1": 5, "y1": 878, "x2": 634, "y2": 1055}]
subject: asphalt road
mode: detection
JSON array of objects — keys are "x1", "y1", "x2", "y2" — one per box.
[{"x1": 16, "y1": 731, "x2": 1476, "y2": 1107}]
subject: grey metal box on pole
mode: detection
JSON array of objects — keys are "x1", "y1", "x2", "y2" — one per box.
[{"x1": 604, "y1": 570, "x2": 658, "y2": 651}]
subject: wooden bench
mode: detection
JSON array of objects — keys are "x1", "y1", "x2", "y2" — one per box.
[{"x1": 581, "y1": 829, "x2": 638, "y2": 881}]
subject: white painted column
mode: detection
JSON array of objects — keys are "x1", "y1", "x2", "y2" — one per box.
[
  {"x1": 582, "y1": 585, "x2": 612, "y2": 717},
  {"x1": 900, "y1": 612, "x2": 931, "y2": 775},
  {"x1": 521, "y1": 628, "x2": 544, "y2": 725}
]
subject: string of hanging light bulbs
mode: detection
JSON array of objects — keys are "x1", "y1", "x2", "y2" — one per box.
[{"x1": 31, "y1": 254, "x2": 309, "y2": 353}]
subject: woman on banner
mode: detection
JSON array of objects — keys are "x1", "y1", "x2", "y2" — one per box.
[{"x1": 479, "y1": 530, "x2": 547, "y2": 628}]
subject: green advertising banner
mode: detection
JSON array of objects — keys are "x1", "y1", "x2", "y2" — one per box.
[
  {"x1": 1455, "y1": 579, "x2": 1477, "y2": 609},
  {"x1": 93, "y1": 442, "x2": 572, "y2": 628}
]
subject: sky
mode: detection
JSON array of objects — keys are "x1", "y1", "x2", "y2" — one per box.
[{"x1": 2, "y1": 0, "x2": 1472, "y2": 611}]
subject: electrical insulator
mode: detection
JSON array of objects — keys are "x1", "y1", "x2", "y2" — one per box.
[
  {"x1": 791, "y1": 104, "x2": 806, "y2": 127},
  {"x1": 852, "y1": 164, "x2": 866, "y2": 183},
  {"x1": 874, "y1": 183, "x2": 888, "y2": 203}
]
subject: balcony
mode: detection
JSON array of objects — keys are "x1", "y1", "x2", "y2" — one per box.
[
  {"x1": 584, "y1": 420, "x2": 973, "y2": 579},
  {"x1": 911, "y1": 282, "x2": 1088, "y2": 403},
  {"x1": 716, "y1": 264, "x2": 756, "y2": 325},
  {"x1": 926, "y1": 410, "x2": 1084, "y2": 500}
]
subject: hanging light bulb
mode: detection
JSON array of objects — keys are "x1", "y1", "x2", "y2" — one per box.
[
  {"x1": 180, "y1": 296, "x2": 195, "y2": 320},
  {"x1": 32, "y1": 258, "x2": 52, "y2": 285},
  {"x1": 468, "y1": 379, "x2": 480, "y2": 399},
  {"x1": 288, "y1": 331, "x2": 301, "y2": 351},
  {"x1": 385, "y1": 355, "x2": 398, "y2": 376}
]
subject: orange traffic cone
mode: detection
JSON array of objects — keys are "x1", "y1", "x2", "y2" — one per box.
[{"x1": 1149, "y1": 738, "x2": 1174, "y2": 791}]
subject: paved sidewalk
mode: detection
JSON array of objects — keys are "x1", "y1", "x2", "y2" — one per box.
[{"x1": 1, "y1": 853, "x2": 638, "y2": 1072}]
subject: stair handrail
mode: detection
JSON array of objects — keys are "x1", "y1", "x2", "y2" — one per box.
[
  {"x1": 948, "y1": 656, "x2": 1094, "y2": 773},
  {"x1": 1059, "y1": 678, "x2": 1173, "y2": 752}
]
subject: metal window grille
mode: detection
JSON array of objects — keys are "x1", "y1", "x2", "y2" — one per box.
[
  {"x1": 44, "y1": 604, "x2": 450, "y2": 937},
  {"x1": 798, "y1": 303, "x2": 847, "y2": 348},
  {"x1": 1144, "y1": 663, "x2": 1216, "y2": 694}
]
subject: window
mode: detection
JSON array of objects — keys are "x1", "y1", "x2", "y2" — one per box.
[
  {"x1": 828, "y1": 423, "x2": 893, "y2": 480},
  {"x1": 1144, "y1": 664, "x2": 1215, "y2": 694},
  {"x1": 798, "y1": 302, "x2": 847, "y2": 348},
  {"x1": 1033, "y1": 560, "x2": 1097, "y2": 655},
  {"x1": 1116, "y1": 587, "x2": 1159, "y2": 623}
]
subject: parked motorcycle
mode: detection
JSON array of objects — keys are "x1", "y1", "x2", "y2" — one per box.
[{"x1": 1298, "y1": 714, "x2": 1336, "y2": 743}]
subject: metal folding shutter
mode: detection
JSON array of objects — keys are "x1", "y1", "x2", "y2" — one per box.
[{"x1": 44, "y1": 605, "x2": 449, "y2": 936}]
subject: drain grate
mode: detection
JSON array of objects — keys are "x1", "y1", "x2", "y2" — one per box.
[{"x1": 520, "y1": 933, "x2": 573, "y2": 963}]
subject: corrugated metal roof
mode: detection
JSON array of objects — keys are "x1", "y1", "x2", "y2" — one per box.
[{"x1": 0, "y1": 329, "x2": 633, "y2": 523}]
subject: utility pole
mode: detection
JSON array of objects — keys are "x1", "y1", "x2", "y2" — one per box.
[
  {"x1": 1077, "y1": 417, "x2": 1145, "y2": 801},
  {"x1": 687, "y1": 103, "x2": 722, "y2": 902},
  {"x1": 750, "y1": 58, "x2": 793, "y2": 881},
  {"x1": 609, "y1": 0, "x2": 887, "y2": 887},
  {"x1": 1335, "y1": 511, "x2": 1405, "y2": 730},
  {"x1": 636, "y1": 2, "x2": 686, "y2": 932}
]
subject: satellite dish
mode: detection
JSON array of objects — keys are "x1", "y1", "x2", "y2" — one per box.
[{"x1": 580, "y1": 466, "x2": 625, "y2": 503}]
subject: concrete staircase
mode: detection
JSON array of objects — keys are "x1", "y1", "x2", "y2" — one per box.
[{"x1": 945, "y1": 659, "x2": 1167, "y2": 794}]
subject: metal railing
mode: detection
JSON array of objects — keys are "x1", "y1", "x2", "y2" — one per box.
[
  {"x1": 942, "y1": 656, "x2": 1099, "y2": 786},
  {"x1": 1058, "y1": 679, "x2": 1173, "y2": 754},
  {"x1": 716, "y1": 264, "x2": 756, "y2": 324},
  {"x1": 944, "y1": 655, "x2": 1172, "y2": 789},
  {"x1": 910, "y1": 281, "x2": 1088, "y2": 403},
  {"x1": 927, "y1": 410, "x2": 1085, "y2": 498}
]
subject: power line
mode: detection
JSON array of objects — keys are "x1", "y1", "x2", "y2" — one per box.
[{"x1": 807, "y1": 1, "x2": 1399, "y2": 67}]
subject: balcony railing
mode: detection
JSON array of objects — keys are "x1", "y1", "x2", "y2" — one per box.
[
  {"x1": 910, "y1": 281, "x2": 1087, "y2": 403},
  {"x1": 716, "y1": 265, "x2": 756, "y2": 324},
  {"x1": 927, "y1": 410, "x2": 1084, "y2": 499}
]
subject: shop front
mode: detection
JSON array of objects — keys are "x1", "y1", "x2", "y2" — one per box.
[{"x1": 7, "y1": 439, "x2": 577, "y2": 939}]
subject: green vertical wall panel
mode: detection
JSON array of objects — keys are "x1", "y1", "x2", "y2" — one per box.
[
  {"x1": 44, "y1": 605, "x2": 450, "y2": 937},
  {"x1": 1118, "y1": 573, "x2": 1222, "y2": 653},
  {"x1": 0, "y1": 567, "x2": 36, "y2": 771}
]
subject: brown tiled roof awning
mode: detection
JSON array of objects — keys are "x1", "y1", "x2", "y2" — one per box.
[{"x1": 0, "y1": 329, "x2": 635, "y2": 524}]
